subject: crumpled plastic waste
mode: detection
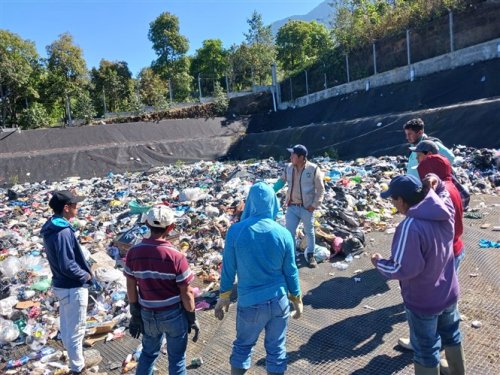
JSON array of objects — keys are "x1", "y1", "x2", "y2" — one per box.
[
  {"x1": 479, "y1": 239, "x2": 500, "y2": 248},
  {"x1": 0, "y1": 147, "x2": 497, "y2": 370}
]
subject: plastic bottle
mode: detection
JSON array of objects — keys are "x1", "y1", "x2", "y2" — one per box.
[
  {"x1": 29, "y1": 346, "x2": 56, "y2": 360},
  {"x1": 5, "y1": 355, "x2": 30, "y2": 369}
]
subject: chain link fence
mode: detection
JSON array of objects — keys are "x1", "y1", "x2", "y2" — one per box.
[{"x1": 279, "y1": 2, "x2": 500, "y2": 104}]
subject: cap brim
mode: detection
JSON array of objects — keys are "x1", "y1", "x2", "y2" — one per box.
[
  {"x1": 70, "y1": 196, "x2": 85, "y2": 204},
  {"x1": 286, "y1": 148, "x2": 294, "y2": 153},
  {"x1": 380, "y1": 190, "x2": 392, "y2": 199}
]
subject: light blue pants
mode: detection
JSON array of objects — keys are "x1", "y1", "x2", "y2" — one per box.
[
  {"x1": 285, "y1": 205, "x2": 315, "y2": 256},
  {"x1": 230, "y1": 295, "x2": 290, "y2": 373},
  {"x1": 52, "y1": 287, "x2": 88, "y2": 372}
]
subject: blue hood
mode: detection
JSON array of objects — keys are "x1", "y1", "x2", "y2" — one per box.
[
  {"x1": 41, "y1": 216, "x2": 74, "y2": 237},
  {"x1": 240, "y1": 182, "x2": 278, "y2": 221}
]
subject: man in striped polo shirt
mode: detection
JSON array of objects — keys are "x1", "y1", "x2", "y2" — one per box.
[{"x1": 124, "y1": 205, "x2": 197, "y2": 375}]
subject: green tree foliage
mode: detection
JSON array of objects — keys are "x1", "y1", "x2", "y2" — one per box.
[
  {"x1": 45, "y1": 33, "x2": 88, "y2": 122},
  {"x1": 212, "y1": 81, "x2": 228, "y2": 115},
  {"x1": 137, "y1": 67, "x2": 169, "y2": 109},
  {"x1": 243, "y1": 11, "x2": 275, "y2": 85},
  {"x1": 90, "y1": 59, "x2": 134, "y2": 113},
  {"x1": 0, "y1": 29, "x2": 42, "y2": 126},
  {"x1": 19, "y1": 102, "x2": 51, "y2": 129},
  {"x1": 227, "y1": 44, "x2": 253, "y2": 91},
  {"x1": 190, "y1": 39, "x2": 228, "y2": 81},
  {"x1": 72, "y1": 89, "x2": 96, "y2": 124},
  {"x1": 148, "y1": 12, "x2": 192, "y2": 100},
  {"x1": 331, "y1": 0, "x2": 466, "y2": 52},
  {"x1": 276, "y1": 20, "x2": 333, "y2": 74}
]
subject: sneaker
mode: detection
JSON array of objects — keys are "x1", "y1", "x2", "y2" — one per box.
[
  {"x1": 398, "y1": 337, "x2": 414, "y2": 351},
  {"x1": 307, "y1": 254, "x2": 318, "y2": 268}
]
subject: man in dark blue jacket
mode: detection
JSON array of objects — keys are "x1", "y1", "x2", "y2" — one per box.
[{"x1": 41, "y1": 190, "x2": 93, "y2": 375}]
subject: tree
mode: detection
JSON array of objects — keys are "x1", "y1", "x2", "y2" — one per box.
[
  {"x1": 0, "y1": 29, "x2": 41, "y2": 126},
  {"x1": 72, "y1": 89, "x2": 96, "y2": 124},
  {"x1": 45, "y1": 33, "x2": 88, "y2": 124},
  {"x1": 90, "y1": 59, "x2": 134, "y2": 114},
  {"x1": 190, "y1": 39, "x2": 228, "y2": 95},
  {"x1": 19, "y1": 102, "x2": 50, "y2": 129},
  {"x1": 276, "y1": 20, "x2": 333, "y2": 73},
  {"x1": 242, "y1": 11, "x2": 275, "y2": 85},
  {"x1": 137, "y1": 67, "x2": 169, "y2": 109},
  {"x1": 148, "y1": 12, "x2": 192, "y2": 100}
]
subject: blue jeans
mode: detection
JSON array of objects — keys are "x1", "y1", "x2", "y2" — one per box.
[
  {"x1": 231, "y1": 295, "x2": 290, "y2": 373},
  {"x1": 136, "y1": 306, "x2": 188, "y2": 375},
  {"x1": 454, "y1": 248, "x2": 465, "y2": 272},
  {"x1": 286, "y1": 205, "x2": 315, "y2": 255},
  {"x1": 405, "y1": 303, "x2": 462, "y2": 368},
  {"x1": 52, "y1": 287, "x2": 88, "y2": 372}
]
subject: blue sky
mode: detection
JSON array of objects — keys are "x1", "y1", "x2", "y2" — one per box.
[{"x1": 0, "y1": 0, "x2": 324, "y2": 76}]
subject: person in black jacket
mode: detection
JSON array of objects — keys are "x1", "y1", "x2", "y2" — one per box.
[{"x1": 41, "y1": 190, "x2": 94, "y2": 375}]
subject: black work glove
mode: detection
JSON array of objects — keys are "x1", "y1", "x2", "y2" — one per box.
[
  {"x1": 185, "y1": 309, "x2": 200, "y2": 342},
  {"x1": 128, "y1": 302, "x2": 144, "y2": 339}
]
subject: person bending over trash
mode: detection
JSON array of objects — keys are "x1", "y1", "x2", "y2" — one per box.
[
  {"x1": 371, "y1": 175, "x2": 465, "y2": 375},
  {"x1": 215, "y1": 181, "x2": 303, "y2": 375},
  {"x1": 124, "y1": 205, "x2": 199, "y2": 375},
  {"x1": 403, "y1": 118, "x2": 454, "y2": 178},
  {"x1": 273, "y1": 144, "x2": 325, "y2": 268}
]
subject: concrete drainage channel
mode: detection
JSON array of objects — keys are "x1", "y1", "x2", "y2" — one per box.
[{"x1": 71, "y1": 195, "x2": 499, "y2": 375}]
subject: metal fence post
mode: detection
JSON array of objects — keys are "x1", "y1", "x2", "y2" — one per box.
[
  {"x1": 345, "y1": 54, "x2": 350, "y2": 83},
  {"x1": 406, "y1": 29, "x2": 411, "y2": 65},
  {"x1": 305, "y1": 70, "x2": 309, "y2": 95},
  {"x1": 198, "y1": 73, "x2": 202, "y2": 102},
  {"x1": 289, "y1": 78, "x2": 293, "y2": 101},
  {"x1": 449, "y1": 10, "x2": 455, "y2": 52},
  {"x1": 168, "y1": 79, "x2": 173, "y2": 103},
  {"x1": 373, "y1": 42, "x2": 377, "y2": 75}
]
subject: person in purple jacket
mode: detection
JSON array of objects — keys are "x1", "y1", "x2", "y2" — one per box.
[{"x1": 371, "y1": 175, "x2": 465, "y2": 375}]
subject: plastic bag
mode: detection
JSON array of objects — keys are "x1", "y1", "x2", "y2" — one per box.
[
  {"x1": 0, "y1": 296, "x2": 19, "y2": 317},
  {"x1": 304, "y1": 245, "x2": 330, "y2": 263},
  {"x1": 0, "y1": 317, "x2": 20, "y2": 344},
  {"x1": 0, "y1": 256, "x2": 21, "y2": 278}
]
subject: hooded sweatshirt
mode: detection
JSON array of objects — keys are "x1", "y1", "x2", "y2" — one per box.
[
  {"x1": 376, "y1": 189, "x2": 458, "y2": 315},
  {"x1": 41, "y1": 216, "x2": 92, "y2": 288},
  {"x1": 407, "y1": 134, "x2": 455, "y2": 178},
  {"x1": 220, "y1": 182, "x2": 301, "y2": 307},
  {"x1": 418, "y1": 154, "x2": 464, "y2": 256}
]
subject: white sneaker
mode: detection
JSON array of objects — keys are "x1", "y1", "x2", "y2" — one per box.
[{"x1": 398, "y1": 337, "x2": 414, "y2": 351}]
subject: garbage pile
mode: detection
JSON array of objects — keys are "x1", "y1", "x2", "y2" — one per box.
[{"x1": 0, "y1": 146, "x2": 498, "y2": 373}]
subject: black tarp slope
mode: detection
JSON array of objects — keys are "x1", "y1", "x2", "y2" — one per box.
[
  {"x1": 1, "y1": 59, "x2": 499, "y2": 185},
  {"x1": 227, "y1": 58, "x2": 500, "y2": 160},
  {"x1": 0, "y1": 118, "x2": 247, "y2": 184}
]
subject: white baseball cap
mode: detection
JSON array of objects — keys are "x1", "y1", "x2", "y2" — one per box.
[{"x1": 145, "y1": 206, "x2": 175, "y2": 228}]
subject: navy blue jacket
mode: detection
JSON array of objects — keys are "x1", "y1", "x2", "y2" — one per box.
[{"x1": 41, "y1": 216, "x2": 92, "y2": 288}]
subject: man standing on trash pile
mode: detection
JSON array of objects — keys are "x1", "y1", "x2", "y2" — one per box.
[
  {"x1": 273, "y1": 144, "x2": 325, "y2": 268},
  {"x1": 215, "y1": 182, "x2": 303, "y2": 375},
  {"x1": 41, "y1": 190, "x2": 101, "y2": 375},
  {"x1": 371, "y1": 175, "x2": 465, "y2": 375},
  {"x1": 404, "y1": 118, "x2": 455, "y2": 178},
  {"x1": 124, "y1": 205, "x2": 198, "y2": 375}
]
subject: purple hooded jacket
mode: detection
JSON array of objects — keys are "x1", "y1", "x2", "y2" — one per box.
[{"x1": 376, "y1": 189, "x2": 458, "y2": 315}]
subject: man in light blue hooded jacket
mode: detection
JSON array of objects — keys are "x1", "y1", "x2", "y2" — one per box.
[{"x1": 214, "y1": 182, "x2": 302, "y2": 375}]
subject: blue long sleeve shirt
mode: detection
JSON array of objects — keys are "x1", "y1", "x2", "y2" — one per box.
[{"x1": 220, "y1": 182, "x2": 301, "y2": 307}]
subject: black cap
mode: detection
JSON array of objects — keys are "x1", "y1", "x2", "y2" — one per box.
[
  {"x1": 287, "y1": 144, "x2": 308, "y2": 157},
  {"x1": 49, "y1": 190, "x2": 85, "y2": 212}
]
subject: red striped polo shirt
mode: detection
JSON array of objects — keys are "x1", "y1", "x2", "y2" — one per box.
[{"x1": 124, "y1": 238, "x2": 194, "y2": 311}]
